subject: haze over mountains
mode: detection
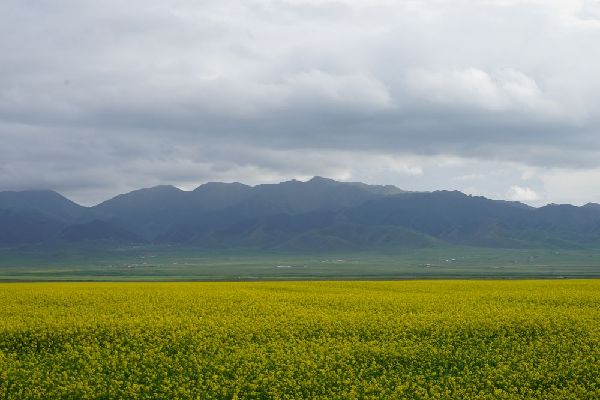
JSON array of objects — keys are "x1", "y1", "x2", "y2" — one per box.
[{"x1": 2, "y1": 176, "x2": 600, "y2": 251}]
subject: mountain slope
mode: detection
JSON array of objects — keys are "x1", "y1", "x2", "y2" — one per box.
[
  {"x1": 0, "y1": 190, "x2": 88, "y2": 223},
  {"x1": 61, "y1": 220, "x2": 142, "y2": 243},
  {"x1": 345, "y1": 191, "x2": 599, "y2": 248},
  {"x1": 3, "y1": 177, "x2": 600, "y2": 250},
  {"x1": 92, "y1": 177, "x2": 406, "y2": 240},
  {"x1": 0, "y1": 209, "x2": 65, "y2": 245}
]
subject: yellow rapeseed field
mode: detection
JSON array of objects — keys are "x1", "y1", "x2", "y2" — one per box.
[{"x1": 0, "y1": 280, "x2": 599, "y2": 399}]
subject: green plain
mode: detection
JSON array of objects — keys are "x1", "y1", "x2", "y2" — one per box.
[{"x1": 1, "y1": 245, "x2": 599, "y2": 281}]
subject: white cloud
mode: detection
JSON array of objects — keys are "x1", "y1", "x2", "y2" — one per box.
[
  {"x1": 406, "y1": 68, "x2": 560, "y2": 117},
  {"x1": 282, "y1": 70, "x2": 393, "y2": 112},
  {"x1": 537, "y1": 168, "x2": 600, "y2": 205},
  {"x1": 579, "y1": 0, "x2": 600, "y2": 20},
  {"x1": 507, "y1": 185, "x2": 541, "y2": 202}
]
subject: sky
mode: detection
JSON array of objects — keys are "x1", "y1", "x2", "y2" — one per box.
[{"x1": 2, "y1": 0, "x2": 600, "y2": 206}]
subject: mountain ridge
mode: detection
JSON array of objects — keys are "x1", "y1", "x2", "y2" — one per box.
[{"x1": 1, "y1": 177, "x2": 599, "y2": 250}]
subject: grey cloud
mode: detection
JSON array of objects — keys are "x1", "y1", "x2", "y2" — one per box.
[{"x1": 2, "y1": 0, "x2": 600, "y2": 204}]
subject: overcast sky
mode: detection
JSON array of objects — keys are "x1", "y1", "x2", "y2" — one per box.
[{"x1": 2, "y1": 0, "x2": 600, "y2": 206}]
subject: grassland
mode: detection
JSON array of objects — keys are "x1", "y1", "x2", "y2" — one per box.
[
  {"x1": 1, "y1": 280, "x2": 599, "y2": 399},
  {"x1": 1, "y1": 245, "x2": 600, "y2": 280}
]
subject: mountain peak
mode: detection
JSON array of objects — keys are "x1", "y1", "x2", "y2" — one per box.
[
  {"x1": 306, "y1": 176, "x2": 404, "y2": 193},
  {"x1": 122, "y1": 185, "x2": 183, "y2": 196},
  {"x1": 583, "y1": 202, "x2": 600, "y2": 209},
  {"x1": 145, "y1": 185, "x2": 181, "y2": 192},
  {"x1": 0, "y1": 188, "x2": 87, "y2": 223},
  {"x1": 193, "y1": 181, "x2": 250, "y2": 191},
  {"x1": 0, "y1": 189, "x2": 69, "y2": 199},
  {"x1": 308, "y1": 176, "x2": 337, "y2": 184}
]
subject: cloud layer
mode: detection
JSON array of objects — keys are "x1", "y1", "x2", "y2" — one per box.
[{"x1": 1, "y1": 0, "x2": 600, "y2": 205}]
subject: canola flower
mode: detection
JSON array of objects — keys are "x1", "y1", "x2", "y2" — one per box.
[{"x1": 0, "y1": 280, "x2": 599, "y2": 399}]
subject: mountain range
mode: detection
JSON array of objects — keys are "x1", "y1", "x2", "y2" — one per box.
[{"x1": 2, "y1": 176, "x2": 600, "y2": 250}]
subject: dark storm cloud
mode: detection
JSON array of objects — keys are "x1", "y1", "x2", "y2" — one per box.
[{"x1": 1, "y1": 0, "x2": 600, "y2": 205}]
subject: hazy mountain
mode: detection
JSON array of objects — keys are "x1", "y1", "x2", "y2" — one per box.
[
  {"x1": 191, "y1": 182, "x2": 253, "y2": 210},
  {"x1": 583, "y1": 203, "x2": 600, "y2": 211},
  {"x1": 94, "y1": 185, "x2": 190, "y2": 240},
  {"x1": 0, "y1": 209, "x2": 65, "y2": 245},
  {"x1": 0, "y1": 190, "x2": 87, "y2": 223},
  {"x1": 245, "y1": 176, "x2": 404, "y2": 214},
  {"x1": 345, "y1": 192, "x2": 600, "y2": 248},
  {"x1": 0, "y1": 191, "x2": 88, "y2": 246},
  {"x1": 61, "y1": 220, "x2": 142, "y2": 243},
  {"x1": 92, "y1": 177, "x2": 407, "y2": 240},
  {"x1": 2, "y1": 177, "x2": 600, "y2": 250},
  {"x1": 346, "y1": 191, "x2": 534, "y2": 241}
]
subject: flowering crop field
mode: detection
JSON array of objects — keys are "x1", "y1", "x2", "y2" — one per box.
[{"x1": 1, "y1": 281, "x2": 599, "y2": 399}]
